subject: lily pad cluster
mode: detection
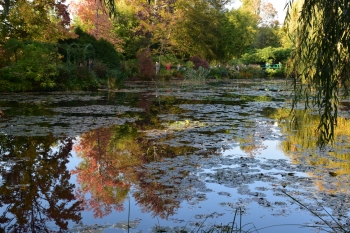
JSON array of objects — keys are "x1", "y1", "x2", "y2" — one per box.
[
  {"x1": 1, "y1": 80, "x2": 350, "y2": 232},
  {"x1": 0, "y1": 95, "x2": 143, "y2": 137}
]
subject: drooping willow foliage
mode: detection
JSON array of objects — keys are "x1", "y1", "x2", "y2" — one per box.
[{"x1": 286, "y1": 0, "x2": 350, "y2": 147}]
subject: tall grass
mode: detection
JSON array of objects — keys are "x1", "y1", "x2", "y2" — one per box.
[{"x1": 183, "y1": 67, "x2": 210, "y2": 86}]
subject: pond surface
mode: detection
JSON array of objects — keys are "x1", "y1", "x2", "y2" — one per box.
[{"x1": 1, "y1": 79, "x2": 350, "y2": 233}]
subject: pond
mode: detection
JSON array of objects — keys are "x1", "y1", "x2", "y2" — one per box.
[{"x1": 0, "y1": 79, "x2": 350, "y2": 233}]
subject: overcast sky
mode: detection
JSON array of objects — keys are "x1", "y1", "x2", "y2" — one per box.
[{"x1": 227, "y1": 0, "x2": 290, "y2": 23}]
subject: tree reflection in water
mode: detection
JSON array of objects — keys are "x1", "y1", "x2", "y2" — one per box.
[
  {"x1": 73, "y1": 126, "x2": 131, "y2": 218},
  {"x1": 0, "y1": 135, "x2": 82, "y2": 232},
  {"x1": 73, "y1": 123, "x2": 201, "y2": 220},
  {"x1": 267, "y1": 108, "x2": 350, "y2": 215}
]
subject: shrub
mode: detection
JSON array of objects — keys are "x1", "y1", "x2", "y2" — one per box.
[
  {"x1": 136, "y1": 49, "x2": 155, "y2": 80},
  {"x1": 10, "y1": 42, "x2": 58, "y2": 90},
  {"x1": 185, "y1": 61, "x2": 194, "y2": 69},
  {"x1": 265, "y1": 68, "x2": 277, "y2": 77},
  {"x1": 172, "y1": 70, "x2": 184, "y2": 79},
  {"x1": 209, "y1": 67, "x2": 232, "y2": 79},
  {"x1": 265, "y1": 67, "x2": 286, "y2": 78},
  {"x1": 67, "y1": 69, "x2": 98, "y2": 91},
  {"x1": 0, "y1": 67, "x2": 29, "y2": 92},
  {"x1": 92, "y1": 61, "x2": 108, "y2": 79},
  {"x1": 189, "y1": 56, "x2": 209, "y2": 70},
  {"x1": 158, "y1": 68, "x2": 172, "y2": 81},
  {"x1": 184, "y1": 66, "x2": 210, "y2": 85},
  {"x1": 0, "y1": 38, "x2": 23, "y2": 68},
  {"x1": 56, "y1": 64, "x2": 76, "y2": 89},
  {"x1": 238, "y1": 64, "x2": 265, "y2": 79},
  {"x1": 122, "y1": 59, "x2": 139, "y2": 78},
  {"x1": 241, "y1": 52, "x2": 264, "y2": 64},
  {"x1": 107, "y1": 69, "x2": 127, "y2": 89},
  {"x1": 241, "y1": 47, "x2": 293, "y2": 64},
  {"x1": 95, "y1": 38, "x2": 121, "y2": 68}
]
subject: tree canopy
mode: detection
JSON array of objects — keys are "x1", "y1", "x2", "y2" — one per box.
[{"x1": 0, "y1": 0, "x2": 72, "y2": 42}]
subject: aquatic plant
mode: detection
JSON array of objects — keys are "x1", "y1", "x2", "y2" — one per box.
[{"x1": 183, "y1": 66, "x2": 210, "y2": 86}]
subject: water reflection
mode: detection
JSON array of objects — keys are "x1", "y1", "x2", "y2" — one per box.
[
  {"x1": 270, "y1": 109, "x2": 350, "y2": 217},
  {"x1": 72, "y1": 126, "x2": 135, "y2": 218},
  {"x1": 0, "y1": 134, "x2": 81, "y2": 232},
  {"x1": 2, "y1": 81, "x2": 350, "y2": 232},
  {"x1": 72, "y1": 123, "x2": 200, "y2": 220}
]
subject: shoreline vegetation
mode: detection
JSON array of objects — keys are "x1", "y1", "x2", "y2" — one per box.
[{"x1": 0, "y1": 40, "x2": 288, "y2": 92}]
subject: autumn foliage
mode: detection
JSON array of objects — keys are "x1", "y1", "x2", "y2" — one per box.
[
  {"x1": 73, "y1": 128, "x2": 129, "y2": 218},
  {"x1": 190, "y1": 56, "x2": 209, "y2": 70},
  {"x1": 136, "y1": 48, "x2": 156, "y2": 79},
  {"x1": 72, "y1": 122, "x2": 198, "y2": 219},
  {"x1": 69, "y1": 0, "x2": 123, "y2": 51}
]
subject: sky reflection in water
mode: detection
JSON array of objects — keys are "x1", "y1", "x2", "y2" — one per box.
[{"x1": 0, "y1": 80, "x2": 350, "y2": 232}]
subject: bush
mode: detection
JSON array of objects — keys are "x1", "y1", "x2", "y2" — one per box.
[
  {"x1": 189, "y1": 56, "x2": 209, "y2": 70},
  {"x1": 66, "y1": 69, "x2": 99, "y2": 91},
  {"x1": 241, "y1": 47, "x2": 293, "y2": 64},
  {"x1": 241, "y1": 52, "x2": 264, "y2": 64},
  {"x1": 185, "y1": 61, "x2": 194, "y2": 69},
  {"x1": 158, "y1": 68, "x2": 172, "y2": 81},
  {"x1": 0, "y1": 38, "x2": 23, "y2": 68},
  {"x1": 92, "y1": 61, "x2": 108, "y2": 79},
  {"x1": 172, "y1": 70, "x2": 184, "y2": 79},
  {"x1": 121, "y1": 59, "x2": 139, "y2": 78},
  {"x1": 0, "y1": 67, "x2": 29, "y2": 92},
  {"x1": 238, "y1": 64, "x2": 265, "y2": 79},
  {"x1": 95, "y1": 38, "x2": 121, "y2": 68},
  {"x1": 265, "y1": 67, "x2": 286, "y2": 78},
  {"x1": 136, "y1": 49, "x2": 155, "y2": 80},
  {"x1": 4, "y1": 41, "x2": 59, "y2": 91},
  {"x1": 209, "y1": 67, "x2": 232, "y2": 79},
  {"x1": 0, "y1": 34, "x2": 124, "y2": 92},
  {"x1": 107, "y1": 69, "x2": 127, "y2": 89},
  {"x1": 56, "y1": 64, "x2": 75, "y2": 88},
  {"x1": 184, "y1": 66, "x2": 210, "y2": 85}
]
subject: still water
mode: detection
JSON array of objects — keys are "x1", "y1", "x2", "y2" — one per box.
[{"x1": 0, "y1": 80, "x2": 350, "y2": 232}]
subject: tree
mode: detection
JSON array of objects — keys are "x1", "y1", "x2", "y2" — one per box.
[
  {"x1": 0, "y1": 0, "x2": 72, "y2": 42},
  {"x1": 286, "y1": 0, "x2": 350, "y2": 146},
  {"x1": 0, "y1": 39, "x2": 61, "y2": 91},
  {"x1": 138, "y1": 0, "x2": 179, "y2": 59},
  {"x1": 251, "y1": 1, "x2": 281, "y2": 49},
  {"x1": 112, "y1": 0, "x2": 143, "y2": 58},
  {"x1": 61, "y1": 27, "x2": 121, "y2": 68},
  {"x1": 280, "y1": 0, "x2": 303, "y2": 48},
  {"x1": 258, "y1": 1, "x2": 278, "y2": 27},
  {"x1": 69, "y1": 0, "x2": 123, "y2": 51},
  {"x1": 253, "y1": 26, "x2": 281, "y2": 49},
  {"x1": 241, "y1": 0, "x2": 261, "y2": 15},
  {"x1": 222, "y1": 8, "x2": 258, "y2": 58},
  {"x1": 137, "y1": 48, "x2": 155, "y2": 79},
  {"x1": 1, "y1": 0, "x2": 131, "y2": 19},
  {"x1": 172, "y1": 0, "x2": 228, "y2": 60}
]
